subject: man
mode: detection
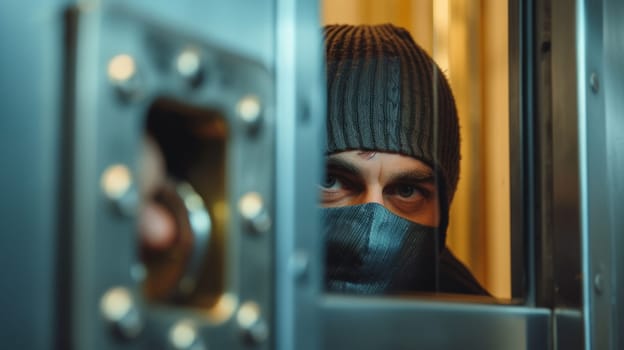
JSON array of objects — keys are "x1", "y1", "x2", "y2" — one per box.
[
  {"x1": 140, "y1": 24, "x2": 487, "y2": 296},
  {"x1": 320, "y1": 24, "x2": 487, "y2": 295}
]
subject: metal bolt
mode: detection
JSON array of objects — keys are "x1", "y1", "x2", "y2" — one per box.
[
  {"x1": 108, "y1": 54, "x2": 142, "y2": 100},
  {"x1": 590, "y1": 72, "x2": 600, "y2": 93},
  {"x1": 176, "y1": 48, "x2": 203, "y2": 87},
  {"x1": 169, "y1": 320, "x2": 206, "y2": 350},
  {"x1": 594, "y1": 273, "x2": 604, "y2": 295},
  {"x1": 101, "y1": 164, "x2": 132, "y2": 199},
  {"x1": 290, "y1": 251, "x2": 309, "y2": 281},
  {"x1": 237, "y1": 301, "x2": 259, "y2": 328},
  {"x1": 108, "y1": 54, "x2": 136, "y2": 82},
  {"x1": 236, "y1": 95, "x2": 262, "y2": 126},
  {"x1": 100, "y1": 164, "x2": 138, "y2": 216},
  {"x1": 100, "y1": 287, "x2": 143, "y2": 339},
  {"x1": 238, "y1": 192, "x2": 271, "y2": 233},
  {"x1": 237, "y1": 301, "x2": 268, "y2": 345}
]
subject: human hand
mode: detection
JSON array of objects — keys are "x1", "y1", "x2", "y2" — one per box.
[{"x1": 138, "y1": 136, "x2": 177, "y2": 251}]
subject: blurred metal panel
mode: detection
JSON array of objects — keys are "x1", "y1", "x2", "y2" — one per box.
[
  {"x1": 106, "y1": 0, "x2": 275, "y2": 67},
  {"x1": 603, "y1": 0, "x2": 624, "y2": 347},
  {"x1": 273, "y1": 0, "x2": 324, "y2": 349},
  {"x1": 0, "y1": 1, "x2": 68, "y2": 349},
  {"x1": 0, "y1": 1, "x2": 324, "y2": 349},
  {"x1": 65, "y1": 3, "x2": 279, "y2": 349},
  {"x1": 322, "y1": 296, "x2": 551, "y2": 350}
]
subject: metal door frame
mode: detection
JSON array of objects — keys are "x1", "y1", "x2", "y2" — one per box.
[
  {"x1": 321, "y1": 0, "x2": 623, "y2": 348},
  {"x1": 320, "y1": 0, "x2": 554, "y2": 349}
]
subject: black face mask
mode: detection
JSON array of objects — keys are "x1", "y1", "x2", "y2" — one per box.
[{"x1": 323, "y1": 203, "x2": 439, "y2": 294}]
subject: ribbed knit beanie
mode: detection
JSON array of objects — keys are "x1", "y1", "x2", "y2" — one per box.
[{"x1": 324, "y1": 24, "x2": 461, "y2": 205}]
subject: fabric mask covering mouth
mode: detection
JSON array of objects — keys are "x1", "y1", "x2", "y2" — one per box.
[{"x1": 322, "y1": 203, "x2": 439, "y2": 295}]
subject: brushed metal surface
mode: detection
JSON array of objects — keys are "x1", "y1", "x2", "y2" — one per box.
[{"x1": 322, "y1": 296, "x2": 551, "y2": 350}]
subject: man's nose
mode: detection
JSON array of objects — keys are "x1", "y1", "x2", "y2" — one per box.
[{"x1": 360, "y1": 189, "x2": 385, "y2": 206}]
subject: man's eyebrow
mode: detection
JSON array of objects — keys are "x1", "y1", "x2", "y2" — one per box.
[
  {"x1": 325, "y1": 157, "x2": 363, "y2": 178},
  {"x1": 387, "y1": 170, "x2": 436, "y2": 185}
]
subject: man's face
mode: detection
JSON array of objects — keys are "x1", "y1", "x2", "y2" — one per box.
[{"x1": 320, "y1": 150, "x2": 440, "y2": 226}]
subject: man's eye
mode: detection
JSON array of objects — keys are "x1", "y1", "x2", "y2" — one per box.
[
  {"x1": 390, "y1": 183, "x2": 430, "y2": 200},
  {"x1": 396, "y1": 184, "x2": 416, "y2": 198},
  {"x1": 321, "y1": 175, "x2": 340, "y2": 190}
]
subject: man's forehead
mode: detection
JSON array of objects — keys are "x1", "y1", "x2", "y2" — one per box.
[{"x1": 327, "y1": 150, "x2": 434, "y2": 176}]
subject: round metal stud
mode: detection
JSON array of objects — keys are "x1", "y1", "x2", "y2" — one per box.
[
  {"x1": 101, "y1": 164, "x2": 132, "y2": 200},
  {"x1": 237, "y1": 301, "x2": 268, "y2": 345},
  {"x1": 107, "y1": 54, "x2": 141, "y2": 100},
  {"x1": 290, "y1": 251, "x2": 309, "y2": 282},
  {"x1": 101, "y1": 164, "x2": 138, "y2": 216},
  {"x1": 169, "y1": 320, "x2": 206, "y2": 350},
  {"x1": 238, "y1": 192, "x2": 271, "y2": 233},
  {"x1": 108, "y1": 54, "x2": 136, "y2": 82},
  {"x1": 590, "y1": 72, "x2": 600, "y2": 93},
  {"x1": 176, "y1": 48, "x2": 203, "y2": 87},
  {"x1": 236, "y1": 95, "x2": 262, "y2": 127},
  {"x1": 594, "y1": 273, "x2": 604, "y2": 295},
  {"x1": 100, "y1": 287, "x2": 143, "y2": 339},
  {"x1": 236, "y1": 301, "x2": 260, "y2": 328}
]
